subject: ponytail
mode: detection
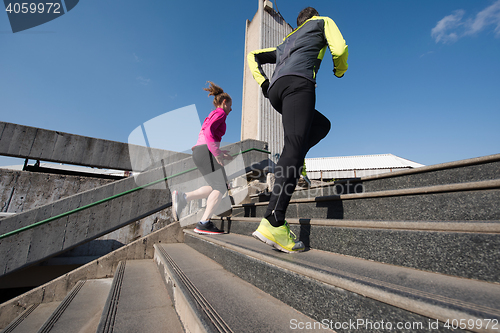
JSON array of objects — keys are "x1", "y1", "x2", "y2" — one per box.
[{"x1": 204, "y1": 81, "x2": 232, "y2": 107}]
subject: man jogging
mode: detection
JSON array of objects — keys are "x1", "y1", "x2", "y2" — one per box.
[{"x1": 248, "y1": 7, "x2": 349, "y2": 253}]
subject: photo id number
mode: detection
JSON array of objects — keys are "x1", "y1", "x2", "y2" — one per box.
[{"x1": 6, "y1": 2, "x2": 61, "y2": 14}]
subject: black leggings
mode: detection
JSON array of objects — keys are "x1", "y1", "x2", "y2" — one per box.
[
  {"x1": 265, "y1": 76, "x2": 331, "y2": 223},
  {"x1": 192, "y1": 145, "x2": 228, "y2": 194}
]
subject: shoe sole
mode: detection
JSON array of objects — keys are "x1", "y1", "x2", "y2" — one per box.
[
  {"x1": 172, "y1": 191, "x2": 179, "y2": 221},
  {"x1": 194, "y1": 228, "x2": 224, "y2": 235},
  {"x1": 252, "y1": 230, "x2": 304, "y2": 254}
]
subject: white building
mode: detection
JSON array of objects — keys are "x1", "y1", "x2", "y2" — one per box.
[{"x1": 305, "y1": 154, "x2": 425, "y2": 180}]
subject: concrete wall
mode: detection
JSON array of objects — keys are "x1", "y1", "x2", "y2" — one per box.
[
  {"x1": 0, "y1": 168, "x2": 176, "y2": 263},
  {"x1": 0, "y1": 169, "x2": 114, "y2": 214},
  {"x1": 0, "y1": 121, "x2": 189, "y2": 172}
]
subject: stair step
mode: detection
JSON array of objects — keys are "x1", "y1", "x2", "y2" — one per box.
[
  {"x1": 0, "y1": 302, "x2": 59, "y2": 333},
  {"x1": 183, "y1": 230, "x2": 500, "y2": 333},
  {"x1": 250, "y1": 154, "x2": 500, "y2": 204},
  {"x1": 154, "y1": 242, "x2": 328, "y2": 333},
  {"x1": 37, "y1": 278, "x2": 112, "y2": 333},
  {"x1": 210, "y1": 217, "x2": 500, "y2": 282},
  {"x1": 97, "y1": 260, "x2": 183, "y2": 333},
  {"x1": 294, "y1": 153, "x2": 500, "y2": 198},
  {"x1": 235, "y1": 180, "x2": 500, "y2": 222}
]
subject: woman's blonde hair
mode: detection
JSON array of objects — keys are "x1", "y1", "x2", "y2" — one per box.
[{"x1": 204, "y1": 81, "x2": 231, "y2": 107}]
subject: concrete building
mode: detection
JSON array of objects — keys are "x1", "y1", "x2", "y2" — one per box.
[
  {"x1": 305, "y1": 153, "x2": 425, "y2": 180},
  {"x1": 241, "y1": 0, "x2": 292, "y2": 166}
]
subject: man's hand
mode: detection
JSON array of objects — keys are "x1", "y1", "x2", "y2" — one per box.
[
  {"x1": 261, "y1": 80, "x2": 270, "y2": 98},
  {"x1": 333, "y1": 69, "x2": 344, "y2": 78}
]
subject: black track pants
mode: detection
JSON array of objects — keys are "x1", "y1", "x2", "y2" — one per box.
[{"x1": 265, "y1": 76, "x2": 331, "y2": 224}]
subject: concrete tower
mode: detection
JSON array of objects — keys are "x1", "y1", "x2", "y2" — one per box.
[{"x1": 241, "y1": 0, "x2": 293, "y2": 166}]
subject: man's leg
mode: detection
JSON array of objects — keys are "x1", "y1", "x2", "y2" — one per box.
[
  {"x1": 265, "y1": 77, "x2": 317, "y2": 225},
  {"x1": 306, "y1": 110, "x2": 331, "y2": 153}
]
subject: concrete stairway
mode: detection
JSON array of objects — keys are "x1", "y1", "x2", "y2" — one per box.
[
  {"x1": 1, "y1": 153, "x2": 498, "y2": 332},
  {"x1": 230, "y1": 153, "x2": 500, "y2": 283},
  {"x1": 182, "y1": 231, "x2": 500, "y2": 332},
  {"x1": 147, "y1": 154, "x2": 500, "y2": 333}
]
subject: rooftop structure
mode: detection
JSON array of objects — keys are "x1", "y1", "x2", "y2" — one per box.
[{"x1": 305, "y1": 153, "x2": 425, "y2": 179}]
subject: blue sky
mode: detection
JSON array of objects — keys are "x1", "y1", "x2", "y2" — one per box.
[{"x1": 1, "y1": 0, "x2": 499, "y2": 168}]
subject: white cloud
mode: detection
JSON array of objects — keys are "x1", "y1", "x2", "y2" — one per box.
[
  {"x1": 465, "y1": 0, "x2": 500, "y2": 36},
  {"x1": 133, "y1": 53, "x2": 142, "y2": 62},
  {"x1": 431, "y1": 0, "x2": 500, "y2": 43},
  {"x1": 431, "y1": 10, "x2": 465, "y2": 44},
  {"x1": 136, "y1": 76, "x2": 150, "y2": 85},
  {"x1": 420, "y1": 50, "x2": 434, "y2": 58}
]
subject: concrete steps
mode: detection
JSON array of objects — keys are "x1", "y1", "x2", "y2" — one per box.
[
  {"x1": 1, "y1": 260, "x2": 183, "y2": 333},
  {"x1": 1, "y1": 278, "x2": 112, "y2": 333},
  {"x1": 183, "y1": 230, "x2": 500, "y2": 333},
  {"x1": 211, "y1": 217, "x2": 500, "y2": 283},
  {"x1": 0, "y1": 302, "x2": 59, "y2": 333},
  {"x1": 240, "y1": 179, "x2": 500, "y2": 222},
  {"x1": 228, "y1": 154, "x2": 500, "y2": 284},
  {"x1": 291, "y1": 153, "x2": 500, "y2": 199},
  {"x1": 154, "y1": 242, "x2": 328, "y2": 333},
  {"x1": 97, "y1": 260, "x2": 183, "y2": 333}
]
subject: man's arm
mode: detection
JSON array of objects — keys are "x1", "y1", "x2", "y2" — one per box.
[
  {"x1": 323, "y1": 17, "x2": 349, "y2": 78},
  {"x1": 247, "y1": 47, "x2": 277, "y2": 85}
]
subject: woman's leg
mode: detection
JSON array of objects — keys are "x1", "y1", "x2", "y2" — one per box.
[
  {"x1": 200, "y1": 189, "x2": 223, "y2": 221},
  {"x1": 191, "y1": 144, "x2": 228, "y2": 224},
  {"x1": 185, "y1": 186, "x2": 213, "y2": 201}
]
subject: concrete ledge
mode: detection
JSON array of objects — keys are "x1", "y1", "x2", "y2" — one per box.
[
  {"x1": 360, "y1": 153, "x2": 500, "y2": 182},
  {"x1": 240, "y1": 179, "x2": 500, "y2": 207},
  {"x1": 0, "y1": 168, "x2": 114, "y2": 215},
  {"x1": 154, "y1": 245, "x2": 215, "y2": 333},
  {"x1": 227, "y1": 217, "x2": 500, "y2": 233},
  {"x1": 234, "y1": 180, "x2": 500, "y2": 222},
  {"x1": 0, "y1": 222, "x2": 183, "y2": 329},
  {"x1": 295, "y1": 153, "x2": 500, "y2": 198},
  {"x1": 0, "y1": 121, "x2": 187, "y2": 171}
]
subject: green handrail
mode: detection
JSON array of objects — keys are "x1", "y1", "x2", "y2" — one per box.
[{"x1": 0, "y1": 147, "x2": 270, "y2": 240}]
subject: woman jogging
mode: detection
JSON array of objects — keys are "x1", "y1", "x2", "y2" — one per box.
[
  {"x1": 248, "y1": 7, "x2": 349, "y2": 252},
  {"x1": 172, "y1": 81, "x2": 233, "y2": 234}
]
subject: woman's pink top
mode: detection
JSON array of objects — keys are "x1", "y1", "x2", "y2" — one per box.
[{"x1": 193, "y1": 107, "x2": 227, "y2": 157}]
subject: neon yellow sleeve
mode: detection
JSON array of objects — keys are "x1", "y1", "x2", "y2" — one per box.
[
  {"x1": 323, "y1": 17, "x2": 349, "y2": 78},
  {"x1": 247, "y1": 47, "x2": 277, "y2": 86}
]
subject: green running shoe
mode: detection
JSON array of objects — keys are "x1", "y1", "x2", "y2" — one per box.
[{"x1": 252, "y1": 218, "x2": 305, "y2": 253}]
